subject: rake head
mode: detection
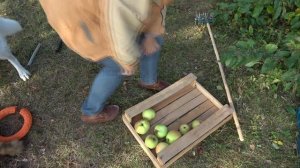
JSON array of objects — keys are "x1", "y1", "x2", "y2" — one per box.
[{"x1": 195, "y1": 12, "x2": 213, "y2": 25}]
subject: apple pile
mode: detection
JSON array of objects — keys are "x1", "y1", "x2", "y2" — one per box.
[{"x1": 134, "y1": 109, "x2": 202, "y2": 154}]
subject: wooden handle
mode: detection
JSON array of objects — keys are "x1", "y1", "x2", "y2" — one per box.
[{"x1": 206, "y1": 23, "x2": 244, "y2": 141}]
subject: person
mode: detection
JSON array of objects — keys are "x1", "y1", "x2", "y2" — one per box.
[
  {"x1": 39, "y1": 0, "x2": 172, "y2": 124},
  {"x1": 138, "y1": 0, "x2": 171, "y2": 91}
]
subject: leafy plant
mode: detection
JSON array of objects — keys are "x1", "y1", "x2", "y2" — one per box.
[{"x1": 215, "y1": 0, "x2": 300, "y2": 96}]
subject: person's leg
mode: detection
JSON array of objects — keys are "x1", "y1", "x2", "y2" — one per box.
[
  {"x1": 140, "y1": 35, "x2": 164, "y2": 84},
  {"x1": 139, "y1": 35, "x2": 169, "y2": 91},
  {"x1": 81, "y1": 58, "x2": 123, "y2": 117}
]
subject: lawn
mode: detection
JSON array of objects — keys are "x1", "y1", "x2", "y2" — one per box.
[{"x1": 0, "y1": 0, "x2": 299, "y2": 167}]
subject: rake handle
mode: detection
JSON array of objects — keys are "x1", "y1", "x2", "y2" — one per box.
[{"x1": 206, "y1": 23, "x2": 244, "y2": 141}]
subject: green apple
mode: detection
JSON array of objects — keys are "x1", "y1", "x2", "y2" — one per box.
[
  {"x1": 134, "y1": 119, "x2": 150, "y2": 135},
  {"x1": 192, "y1": 119, "x2": 201, "y2": 128},
  {"x1": 155, "y1": 142, "x2": 169, "y2": 153},
  {"x1": 142, "y1": 109, "x2": 156, "y2": 121},
  {"x1": 166, "y1": 130, "x2": 181, "y2": 144},
  {"x1": 145, "y1": 134, "x2": 159, "y2": 149},
  {"x1": 154, "y1": 124, "x2": 168, "y2": 138},
  {"x1": 179, "y1": 124, "x2": 190, "y2": 134}
]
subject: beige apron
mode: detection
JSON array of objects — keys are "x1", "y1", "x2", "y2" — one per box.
[{"x1": 39, "y1": 0, "x2": 150, "y2": 68}]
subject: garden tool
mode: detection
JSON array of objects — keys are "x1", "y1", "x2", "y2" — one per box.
[
  {"x1": 27, "y1": 43, "x2": 41, "y2": 66},
  {"x1": 195, "y1": 12, "x2": 244, "y2": 141}
]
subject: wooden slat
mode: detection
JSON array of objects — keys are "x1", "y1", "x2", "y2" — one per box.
[
  {"x1": 164, "y1": 114, "x2": 233, "y2": 168},
  {"x1": 122, "y1": 115, "x2": 162, "y2": 168},
  {"x1": 195, "y1": 83, "x2": 223, "y2": 108},
  {"x1": 157, "y1": 105, "x2": 232, "y2": 165},
  {"x1": 152, "y1": 95, "x2": 207, "y2": 129},
  {"x1": 197, "y1": 106, "x2": 219, "y2": 122},
  {"x1": 151, "y1": 89, "x2": 201, "y2": 125},
  {"x1": 152, "y1": 85, "x2": 194, "y2": 111},
  {"x1": 131, "y1": 114, "x2": 143, "y2": 126},
  {"x1": 167, "y1": 100, "x2": 214, "y2": 130},
  {"x1": 124, "y1": 110, "x2": 132, "y2": 123},
  {"x1": 125, "y1": 73, "x2": 197, "y2": 122}
]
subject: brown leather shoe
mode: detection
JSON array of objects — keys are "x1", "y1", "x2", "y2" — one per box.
[
  {"x1": 139, "y1": 80, "x2": 170, "y2": 91},
  {"x1": 81, "y1": 105, "x2": 119, "y2": 124}
]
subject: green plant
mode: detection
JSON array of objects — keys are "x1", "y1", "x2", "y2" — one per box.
[{"x1": 215, "y1": 0, "x2": 300, "y2": 96}]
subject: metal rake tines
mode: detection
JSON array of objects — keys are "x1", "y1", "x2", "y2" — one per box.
[{"x1": 195, "y1": 12, "x2": 213, "y2": 25}]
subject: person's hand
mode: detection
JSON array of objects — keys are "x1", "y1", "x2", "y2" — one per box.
[
  {"x1": 121, "y1": 63, "x2": 136, "y2": 76},
  {"x1": 141, "y1": 35, "x2": 160, "y2": 56}
]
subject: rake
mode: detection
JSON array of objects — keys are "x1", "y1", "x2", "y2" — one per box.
[{"x1": 195, "y1": 12, "x2": 244, "y2": 141}]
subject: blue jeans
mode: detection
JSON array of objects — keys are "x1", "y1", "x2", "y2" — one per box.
[{"x1": 81, "y1": 35, "x2": 164, "y2": 116}]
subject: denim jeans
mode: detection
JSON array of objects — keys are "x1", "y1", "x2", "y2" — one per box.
[{"x1": 81, "y1": 35, "x2": 164, "y2": 116}]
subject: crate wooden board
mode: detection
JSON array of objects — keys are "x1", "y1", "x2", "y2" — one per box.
[{"x1": 122, "y1": 73, "x2": 234, "y2": 168}]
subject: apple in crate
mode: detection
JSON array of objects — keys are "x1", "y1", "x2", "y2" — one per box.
[
  {"x1": 145, "y1": 134, "x2": 159, "y2": 149},
  {"x1": 155, "y1": 142, "x2": 169, "y2": 153},
  {"x1": 154, "y1": 124, "x2": 168, "y2": 138},
  {"x1": 142, "y1": 109, "x2": 156, "y2": 121},
  {"x1": 166, "y1": 130, "x2": 181, "y2": 144},
  {"x1": 134, "y1": 119, "x2": 150, "y2": 135},
  {"x1": 179, "y1": 124, "x2": 190, "y2": 134},
  {"x1": 192, "y1": 119, "x2": 201, "y2": 128}
]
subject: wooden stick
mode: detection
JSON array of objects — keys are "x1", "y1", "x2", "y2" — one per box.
[{"x1": 206, "y1": 23, "x2": 244, "y2": 141}]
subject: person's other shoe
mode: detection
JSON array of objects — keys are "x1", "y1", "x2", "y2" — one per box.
[
  {"x1": 81, "y1": 105, "x2": 119, "y2": 124},
  {"x1": 139, "y1": 80, "x2": 170, "y2": 91}
]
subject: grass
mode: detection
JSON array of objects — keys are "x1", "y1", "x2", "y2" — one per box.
[{"x1": 0, "y1": 0, "x2": 299, "y2": 167}]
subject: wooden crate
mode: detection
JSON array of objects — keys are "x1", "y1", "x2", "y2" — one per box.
[{"x1": 122, "y1": 73, "x2": 234, "y2": 168}]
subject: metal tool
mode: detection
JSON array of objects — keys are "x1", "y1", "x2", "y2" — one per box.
[{"x1": 27, "y1": 43, "x2": 41, "y2": 66}]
